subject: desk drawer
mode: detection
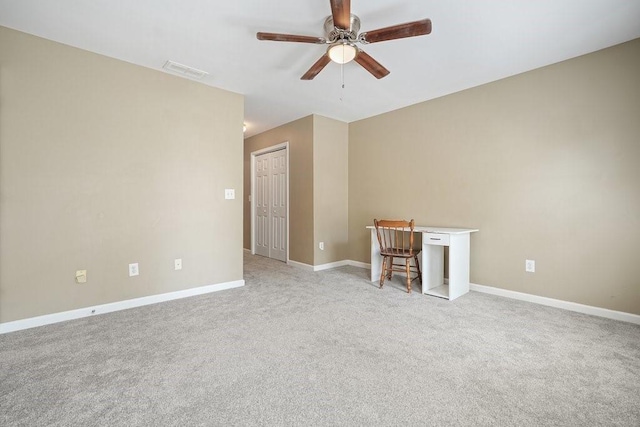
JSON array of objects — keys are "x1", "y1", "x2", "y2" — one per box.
[{"x1": 424, "y1": 233, "x2": 449, "y2": 246}]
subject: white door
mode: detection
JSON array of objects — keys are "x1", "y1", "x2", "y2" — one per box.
[
  {"x1": 254, "y1": 148, "x2": 287, "y2": 261},
  {"x1": 254, "y1": 154, "x2": 270, "y2": 257},
  {"x1": 269, "y1": 149, "x2": 287, "y2": 261}
]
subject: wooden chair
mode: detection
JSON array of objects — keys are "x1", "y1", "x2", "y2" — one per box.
[{"x1": 374, "y1": 219, "x2": 422, "y2": 293}]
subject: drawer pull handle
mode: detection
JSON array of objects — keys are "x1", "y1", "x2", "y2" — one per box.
[{"x1": 430, "y1": 238, "x2": 441, "y2": 241}]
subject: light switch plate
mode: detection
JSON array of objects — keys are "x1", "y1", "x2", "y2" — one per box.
[
  {"x1": 225, "y1": 189, "x2": 235, "y2": 200},
  {"x1": 174, "y1": 258, "x2": 182, "y2": 270}
]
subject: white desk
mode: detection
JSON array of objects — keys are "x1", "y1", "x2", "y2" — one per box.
[{"x1": 367, "y1": 226, "x2": 478, "y2": 300}]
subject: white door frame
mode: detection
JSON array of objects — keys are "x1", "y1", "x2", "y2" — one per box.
[{"x1": 250, "y1": 141, "x2": 290, "y2": 263}]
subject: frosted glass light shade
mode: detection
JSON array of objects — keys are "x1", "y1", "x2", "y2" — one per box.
[{"x1": 328, "y1": 43, "x2": 357, "y2": 64}]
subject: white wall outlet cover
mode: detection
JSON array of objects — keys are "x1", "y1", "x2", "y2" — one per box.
[
  {"x1": 525, "y1": 259, "x2": 535, "y2": 273},
  {"x1": 129, "y1": 263, "x2": 139, "y2": 277},
  {"x1": 75, "y1": 270, "x2": 87, "y2": 283},
  {"x1": 225, "y1": 189, "x2": 235, "y2": 200},
  {"x1": 174, "y1": 258, "x2": 182, "y2": 270}
]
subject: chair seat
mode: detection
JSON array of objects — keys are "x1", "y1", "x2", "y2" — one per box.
[{"x1": 380, "y1": 248, "x2": 421, "y2": 258}]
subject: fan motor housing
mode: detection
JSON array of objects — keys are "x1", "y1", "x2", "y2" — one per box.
[{"x1": 324, "y1": 14, "x2": 361, "y2": 42}]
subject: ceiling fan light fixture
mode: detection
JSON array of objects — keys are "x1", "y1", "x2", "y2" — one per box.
[{"x1": 328, "y1": 42, "x2": 357, "y2": 64}]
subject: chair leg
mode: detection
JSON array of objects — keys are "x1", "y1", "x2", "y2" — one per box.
[
  {"x1": 387, "y1": 257, "x2": 394, "y2": 279},
  {"x1": 405, "y1": 259, "x2": 411, "y2": 293},
  {"x1": 414, "y1": 255, "x2": 422, "y2": 284},
  {"x1": 379, "y1": 256, "x2": 387, "y2": 289}
]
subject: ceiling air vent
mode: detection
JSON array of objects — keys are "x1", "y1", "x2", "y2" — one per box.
[{"x1": 162, "y1": 60, "x2": 209, "y2": 79}]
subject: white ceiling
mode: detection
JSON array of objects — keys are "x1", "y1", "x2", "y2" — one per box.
[{"x1": 1, "y1": 1, "x2": 639, "y2": 137}]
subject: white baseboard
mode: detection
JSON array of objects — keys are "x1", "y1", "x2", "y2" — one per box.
[
  {"x1": 0, "y1": 280, "x2": 245, "y2": 334},
  {"x1": 470, "y1": 283, "x2": 640, "y2": 325},
  {"x1": 287, "y1": 259, "x2": 315, "y2": 271},
  {"x1": 347, "y1": 260, "x2": 371, "y2": 269},
  {"x1": 288, "y1": 259, "x2": 370, "y2": 272},
  {"x1": 314, "y1": 260, "x2": 351, "y2": 271},
  {"x1": 288, "y1": 260, "x2": 349, "y2": 271}
]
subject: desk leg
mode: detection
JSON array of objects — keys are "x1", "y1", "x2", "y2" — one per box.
[
  {"x1": 448, "y1": 234, "x2": 471, "y2": 300},
  {"x1": 370, "y1": 229, "x2": 381, "y2": 282},
  {"x1": 422, "y1": 243, "x2": 445, "y2": 295}
]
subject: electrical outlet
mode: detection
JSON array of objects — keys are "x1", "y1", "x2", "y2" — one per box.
[
  {"x1": 174, "y1": 258, "x2": 182, "y2": 270},
  {"x1": 225, "y1": 189, "x2": 235, "y2": 200},
  {"x1": 319, "y1": 242, "x2": 324, "y2": 250},
  {"x1": 525, "y1": 259, "x2": 535, "y2": 273},
  {"x1": 75, "y1": 270, "x2": 87, "y2": 284},
  {"x1": 129, "y1": 263, "x2": 139, "y2": 277}
]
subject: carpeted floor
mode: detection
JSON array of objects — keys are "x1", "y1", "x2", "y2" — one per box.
[{"x1": 1, "y1": 253, "x2": 639, "y2": 426}]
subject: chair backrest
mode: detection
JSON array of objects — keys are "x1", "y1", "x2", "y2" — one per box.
[{"x1": 374, "y1": 219, "x2": 416, "y2": 256}]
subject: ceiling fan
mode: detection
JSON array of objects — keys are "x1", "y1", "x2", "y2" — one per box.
[{"x1": 256, "y1": 0, "x2": 432, "y2": 80}]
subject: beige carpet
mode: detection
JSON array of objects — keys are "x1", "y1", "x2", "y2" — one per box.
[{"x1": 1, "y1": 253, "x2": 639, "y2": 426}]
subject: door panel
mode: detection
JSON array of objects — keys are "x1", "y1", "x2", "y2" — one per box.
[
  {"x1": 254, "y1": 156, "x2": 269, "y2": 257},
  {"x1": 270, "y1": 149, "x2": 287, "y2": 261},
  {"x1": 254, "y1": 148, "x2": 287, "y2": 261}
]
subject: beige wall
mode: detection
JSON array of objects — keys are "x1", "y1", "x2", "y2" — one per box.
[
  {"x1": 349, "y1": 39, "x2": 640, "y2": 314},
  {"x1": 0, "y1": 27, "x2": 244, "y2": 323},
  {"x1": 243, "y1": 116, "x2": 314, "y2": 265},
  {"x1": 313, "y1": 115, "x2": 349, "y2": 265}
]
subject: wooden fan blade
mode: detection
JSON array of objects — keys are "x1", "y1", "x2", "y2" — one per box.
[
  {"x1": 257, "y1": 32, "x2": 325, "y2": 44},
  {"x1": 361, "y1": 19, "x2": 432, "y2": 44},
  {"x1": 301, "y1": 54, "x2": 331, "y2": 80},
  {"x1": 354, "y1": 50, "x2": 390, "y2": 79},
  {"x1": 330, "y1": 0, "x2": 351, "y2": 30}
]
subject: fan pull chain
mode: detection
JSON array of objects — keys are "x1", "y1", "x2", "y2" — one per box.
[
  {"x1": 340, "y1": 44, "x2": 347, "y2": 101},
  {"x1": 341, "y1": 62, "x2": 345, "y2": 89},
  {"x1": 339, "y1": 62, "x2": 345, "y2": 101}
]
